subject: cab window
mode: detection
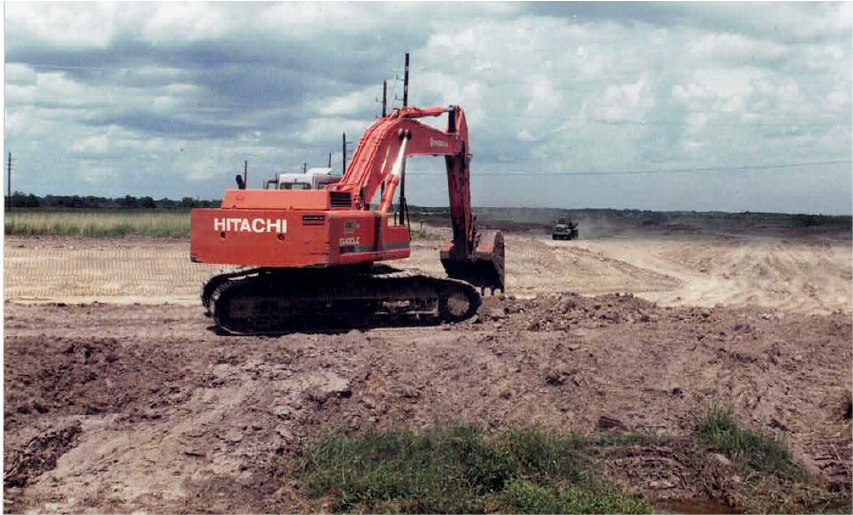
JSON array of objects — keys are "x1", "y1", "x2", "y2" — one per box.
[{"x1": 280, "y1": 183, "x2": 311, "y2": 190}]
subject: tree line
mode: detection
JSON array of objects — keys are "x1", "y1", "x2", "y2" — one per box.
[{"x1": 4, "y1": 192, "x2": 220, "y2": 210}]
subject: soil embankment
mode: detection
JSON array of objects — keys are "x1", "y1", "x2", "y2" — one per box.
[{"x1": 4, "y1": 295, "x2": 851, "y2": 512}]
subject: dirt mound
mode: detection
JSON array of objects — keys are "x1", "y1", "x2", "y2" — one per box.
[
  {"x1": 592, "y1": 439, "x2": 736, "y2": 503},
  {"x1": 3, "y1": 298, "x2": 850, "y2": 512},
  {"x1": 4, "y1": 319, "x2": 191, "y2": 432},
  {"x1": 477, "y1": 292, "x2": 659, "y2": 332},
  {"x1": 4, "y1": 423, "x2": 82, "y2": 488}
]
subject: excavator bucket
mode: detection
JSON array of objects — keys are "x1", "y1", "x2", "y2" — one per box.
[{"x1": 441, "y1": 230, "x2": 505, "y2": 295}]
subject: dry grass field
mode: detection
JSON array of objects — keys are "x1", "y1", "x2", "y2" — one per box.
[{"x1": 5, "y1": 210, "x2": 190, "y2": 238}]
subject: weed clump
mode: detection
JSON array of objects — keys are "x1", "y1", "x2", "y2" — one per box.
[
  {"x1": 502, "y1": 478, "x2": 652, "y2": 514},
  {"x1": 296, "y1": 425, "x2": 651, "y2": 514},
  {"x1": 695, "y1": 404, "x2": 805, "y2": 481}
]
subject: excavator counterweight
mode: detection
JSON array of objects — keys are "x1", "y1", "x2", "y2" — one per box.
[{"x1": 190, "y1": 105, "x2": 504, "y2": 334}]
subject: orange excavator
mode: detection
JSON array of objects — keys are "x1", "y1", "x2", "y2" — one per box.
[{"x1": 190, "y1": 105, "x2": 504, "y2": 334}]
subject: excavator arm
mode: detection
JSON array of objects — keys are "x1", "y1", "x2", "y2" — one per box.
[{"x1": 333, "y1": 105, "x2": 504, "y2": 293}]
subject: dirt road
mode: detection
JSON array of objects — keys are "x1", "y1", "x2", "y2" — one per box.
[{"x1": 3, "y1": 220, "x2": 851, "y2": 512}]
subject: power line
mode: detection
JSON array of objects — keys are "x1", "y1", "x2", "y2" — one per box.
[
  {"x1": 15, "y1": 153, "x2": 851, "y2": 176},
  {"x1": 16, "y1": 62, "x2": 850, "y2": 113},
  {"x1": 10, "y1": 63, "x2": 110, "y2": 71},
  {"x1": 549, "y1": 118, "x2": 851, "y2": 128},
  {"x1": 407, "y1": 159, "x2": 851, "y2": 177},
  {"x1": 14, "y1": 61, "x2": 848, "y2": 80},
  {"x1": 388, "y1": 52, "x2": 407, "y2": 110},
  {"x1": 9, "y1": 62, "x2": 849, "y2": 127}
]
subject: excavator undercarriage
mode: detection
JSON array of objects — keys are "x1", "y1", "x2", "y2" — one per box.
[{"x1": 201, "y1": 265, "x2": 482, "y2": 334}]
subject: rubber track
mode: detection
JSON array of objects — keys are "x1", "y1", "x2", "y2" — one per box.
[{"x1": 200, "y1": 266, "x2": 262, "y2": 316}]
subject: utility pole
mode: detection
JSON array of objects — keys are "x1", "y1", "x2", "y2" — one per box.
[
  {"x1": 243, "y1": 160, "x2": 248, "y2": 188},
  {"x1": 342, "y1": 133, "x2": 346, "y2": 174},
  {"x1": 7, "y1": 153, "x2": 11, "y2": 211},
  {"x1": 342, "y1": 133, "x2": 354, "y2": 174},
  {"x1": 303, "y1": 162, "x2": 307, "y2": 174},
  {"x1": 382, "y1": 80, "x2": 387, "y2": 117},
  {"x1": 398, "y1": 148, "x2": 408, "y2": 227},
  {"x1": 403, "y1": 52, "x2": 409, "y2": 107},
  {"x1": 328, "y1": 152, "x2": 332, "y2": 168},
  {"x1": 376, "y1": 80, "x2": 388, "y2": 118}
]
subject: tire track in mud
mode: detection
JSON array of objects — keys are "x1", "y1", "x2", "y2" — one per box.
[
  {"x1": 4, "y1": 423, "x2": 82, "y2": 488},
  {"x1": 549, "y1": 241, "x2": 681, "y2": 295}
]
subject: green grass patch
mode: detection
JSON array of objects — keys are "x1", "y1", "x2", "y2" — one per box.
[
  {"x1": 695, "y1": 404, "x2": 806, "y2": 482},
  {"x1": 502, "y1": 478, "x2": 652, "y2": 515},
  {"x1": 5, "y1": 210, "x2": 191, "y2": 238},
  {"x1": 295, "y1": 425, "x2": 651, "y2": 514}
]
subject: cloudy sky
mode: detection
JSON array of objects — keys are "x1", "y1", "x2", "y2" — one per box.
[{"x1": 4, "y1": 2, "x2": 852, "y2": 213}]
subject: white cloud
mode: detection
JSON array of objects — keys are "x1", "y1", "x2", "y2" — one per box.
[
  {"x1": 516, "y1": 130, "x2": 536, "y2": 142},
  {"x1": 79, "y1": 161, "x2": 118, "y2": 183},
  {"x1": 299, "y1": 118, "x2": 372, "y2": 145},
  {"x1": 7, "y1": 71, "x2": 108, "y2": 109},
  {"x1": 5, "y1": 64, "x2": 38, "y2": 85},
  {"x1": 687, "y1": 33, "x2": 788, "y2": 64},
  {"x1": 676, "y1": 2, "x2": 852, "y2": 42},
  {"x1": 317, "y1": 87, "x2": 376, "y2": 117},
  {"x1": 6, "y1": 2, "x2": 118, "y2": 48},
  {"x1": 142, "y1": 2, "x2": 231, "y2": 44},
  {"x1": 261, "y1": 2, "x2": 380, "y2": 38},
  {"x1": 591, "y1": 76, "x2": 655, "y2": 122},
  {"x1": 825, "y1": 90, "x2": 850, "y2": 113},
  {"x1": 188, "y1": 155, "x2": 226, "y2": 182},
  {"x1": 71, "y1": 134, "x2": 110, "y2": 154}
]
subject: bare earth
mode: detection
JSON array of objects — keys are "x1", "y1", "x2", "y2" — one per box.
[
  {"x1": 4, "y1": 219, "x2": 852, "y2": 513},
  {"x1": 5, "y1": 224, "x2": 851, "y2": 314}
]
